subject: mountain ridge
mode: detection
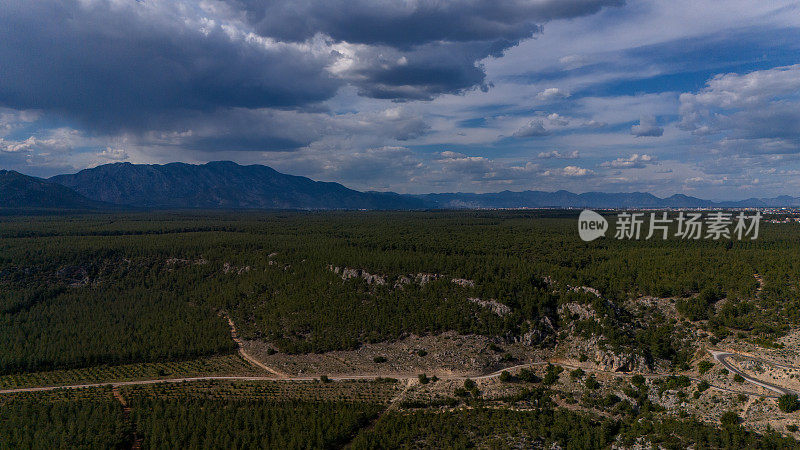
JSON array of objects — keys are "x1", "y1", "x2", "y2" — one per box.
[
  {"x1": 49, "y1": 161, "x2": 426, "y2": 210},
  {"x1": 2, "y1": 161, "x2": 798, "y2": 210},
  {"x1": 0, "y1": 169, "x2": 110, "y2": 209}
]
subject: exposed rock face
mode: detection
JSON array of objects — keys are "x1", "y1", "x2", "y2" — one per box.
[
  {"x1": 415, "y1": 273, "x2": 441, "y2": 285},
  {"x1": 593, "y1": 348, "x2": 648, "y2": 372},
  {"x1": 329, "y1": 266, "x2": 387, "y2": 285},
  {"x1": 570, "y1": 285, "x2": 602, "y2": 297},
  {"x1": 328, "y1": 266, "x2": 477, "y2": 290},
  {"x1": 223, "y1": 262, "x2": 251, "y2": 275},
  {"x1": 559, "y1": 302, "x2": 597, "y2": 320},
  {"x1": 516, "y1": 317, "x2": 555, "y2": 346},
  {"x1": 394, "y1": 275, "x2": 412, "y2": 288},
  {"x1": 165, "y1": 258, "x2": 208, "y2": 267},
  {"x1": 468, "y1": 297, "x2": 511, "y2": 316},
  {"x1": 451, "y1": 278, "x2": 475, "y2": 288}
]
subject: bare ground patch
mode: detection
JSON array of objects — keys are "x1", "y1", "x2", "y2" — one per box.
[{"x1": 242, "y1": 332, "x2": 535, "y2": 378}]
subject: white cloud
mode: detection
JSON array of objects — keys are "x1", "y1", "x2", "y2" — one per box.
[
  {"x1": 0, "y1": 129, "x2": 80, "y2": 153},
  {"x1": 538, "y1": 150, "x2": 579, "y2": 159},
  {"x1": 537, "y1": 87, "x2": 570, "y2": 101},
  {"x1": 559, "y1": 54, "x2": 588, "y2": 69},
  {"x1": 631, "y1": 115, "x2": 664, "y2": 137},
  {"x1": 546, "y1": 113, "x2": 570, "y2": 126},
  {"x1": 679, "y1": 65, "x2": 800, "y2": 154},
  {"x1": 513, "y1": 120, "x2": 550, "y2": 138},
  {"x1": 544, "y1": 165, "x2": 593, "y2": 177},
  {"x1": 601, "y1": 153, "x2": 656, "y2": 168},
  {"x1": 582, "y1": 119, "x2": 607, "y2": 128}
]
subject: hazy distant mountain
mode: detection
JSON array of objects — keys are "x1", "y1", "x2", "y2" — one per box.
[
  {"x1": 418, "y1": 191, "x2": 716, "y2": 209},
  {"x1": 0, "y1": 161, "x2": 790, "y2": 210},
  {"x1": 717, "y1": 195, "x2": 800, "y2": 208},
  {"x1": 0, "y1": 170, "x2": 107, "y2": 209},
  {"x1": 50, "y1": 161, "x2": 426, "y2": 210}
]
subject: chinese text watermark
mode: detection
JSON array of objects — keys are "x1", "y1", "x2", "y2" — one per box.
[{"x1": 578, "y1": 210, "x2": 761, "y2": 242}]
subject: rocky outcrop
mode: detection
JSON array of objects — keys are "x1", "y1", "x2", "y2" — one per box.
[
  {"x1": 570, "y1": 285, "x2": 601, "y2": 297},
  {"x1": 515, "y1": 317, "x2": 556, "y2": 346},
  {"x1": 165, "y1": 258, "x2": 208, "y2": 267},
  {"x1": 328, "y1": 266, "x2": 477, "y2": 290},
  {"x1": 559, "y1": 302, "x2": 598, "y2": 320},
  {"x1": 468, "y1": 297, "x2": 511, "y2": 316},
  {"x1": 593, "y1": 348, "x2": 648, "y2": 372},
  {"x1": 451, "y1": 278, "x2": 475, "y2": 288},
  {"x1": 329, "y1": 266, "x2": 387, "y2": 285},
  {"x1": 223, "y1": 262, "x2": 251, "y2": 275},
  {"x1": 56, "y1": 265, "x2": 89, "y2": 287},
  {"x1": 415, "y1": 273, "x2": 441, "y2": 285}
]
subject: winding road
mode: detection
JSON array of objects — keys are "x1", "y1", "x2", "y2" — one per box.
[{"x1": 709, "y1": 350, "x2": 798, "y2": 396}]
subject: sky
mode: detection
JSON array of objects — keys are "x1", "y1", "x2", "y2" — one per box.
[{"x1": 1, "y1": 1, "x2": 800, "y2": 199}]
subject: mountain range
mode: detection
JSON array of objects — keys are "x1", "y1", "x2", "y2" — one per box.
[{"x1": 2, "y1": 161, "x2": 800, "y2": 210}]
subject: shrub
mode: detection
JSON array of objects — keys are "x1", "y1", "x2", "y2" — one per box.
[
  {"x1": 543, "y1": 364, "x2": 563, "y2": 386},
  {"x1": 603, "y1": 394, "x2": 620, "y2": 407},
  {"x1": 373, "y1": 356, "x2": 387, "y2": 363},
  {"x1": 570, "y1": 368, "x2": 585, "y2": 379},
  {"x1": 499, "y1": 371, "x2": 513, "y2": 382},
  {"x1": 517, "y1": 368, "x2": 541, "y2": 383},
  {"x1": 418, "y1": 374, "x2": 429, "y2": 384},
  {"x1": 733, "y1": 374, "x2": 745, "y2": 383},
  {"x1": 720, "y1": 411, "x2": 740, "y2": 427},
  {"x1": 698, "y1": 360, "x2": 713, "y2": 375},
  {"x1": 584, "y1": 376, "x2": 600, "y2": 390},
  {"x1": 779, "y1": 394, "x2": 799, "y2": 413}
]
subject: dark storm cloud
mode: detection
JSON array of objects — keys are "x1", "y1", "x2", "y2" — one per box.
[
  {"x1": 343, "y1": 41, "x2": 500, "y2": 100},
  {"x1": 0, "y1": 0, "x2": 625, "y2": 162},
  {"x1": 228, "y1": 0, "x2": 624, "y2": 100},
  {"x1": 0, "y1": 1, "x2": 340, "y2": 132},
  {"x1": 0, "y1": 0, "x2": 625, "y2": 129},
  {"x1": 231, "y1": 0, "x2": 623, "y2": 47}
]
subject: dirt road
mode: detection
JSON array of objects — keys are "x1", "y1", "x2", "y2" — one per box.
[{"x1": 220, "y1": 312, "x2": 288, "y2": 378}]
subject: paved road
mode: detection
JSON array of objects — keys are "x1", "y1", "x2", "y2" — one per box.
[{"x1": 709, "y1": 350, "x2": 797, "y2": 396}]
